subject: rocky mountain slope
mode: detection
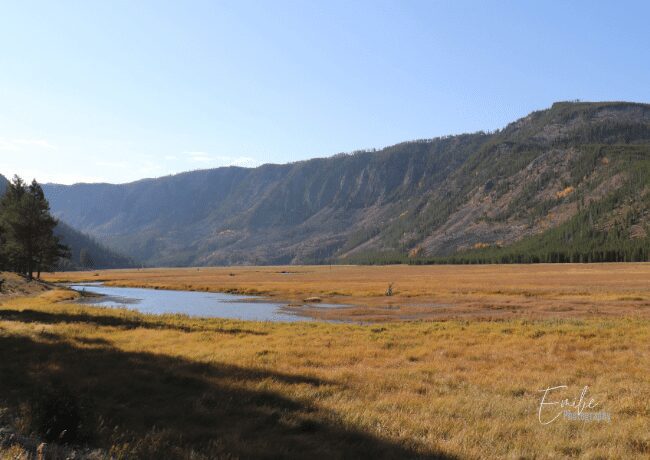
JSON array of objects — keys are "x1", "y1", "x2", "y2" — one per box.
[{"x1": 42, "y1": 101, "x2": 650, "y2": 266}]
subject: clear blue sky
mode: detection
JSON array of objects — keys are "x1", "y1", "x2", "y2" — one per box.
[{"x1": 1, "y1": 0, "x2": 649, "y2": 184}]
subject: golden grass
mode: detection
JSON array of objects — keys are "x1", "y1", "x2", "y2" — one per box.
[
  {"x1": 1, "y1": 285, "x2": 649, "y2": 458},
  {"x1": 45, "y1": 263, "x2": 650, "y2": 321}
]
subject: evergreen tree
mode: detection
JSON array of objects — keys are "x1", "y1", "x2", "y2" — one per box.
[
  {"x1": 0, "y1": 175, "x2": 29, "y2": 273},
  {"x1": 0, "y1": 176, "x2": 69, "y2": 279}
]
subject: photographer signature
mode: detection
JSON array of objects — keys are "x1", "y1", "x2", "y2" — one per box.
[{"x1": 538, "y1": 385, "x2": 607, "y2": 425}]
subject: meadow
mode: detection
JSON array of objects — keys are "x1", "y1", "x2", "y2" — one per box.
[
  {"x1": 0, "y1": 265, "x2": 648, "y2": 458},
  {"x1": 46, "y1": 263, "x2": 650, "y2": 321}
]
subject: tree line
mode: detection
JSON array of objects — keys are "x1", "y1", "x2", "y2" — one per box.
[{"x1": 0, "y1": 175, "x2": 69, "y2": 279}]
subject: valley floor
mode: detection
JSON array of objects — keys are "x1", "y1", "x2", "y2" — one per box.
[
  {"x1": 46, "y1": 263, "x2": 650, "y2": 322},
  {"x1": 0, "y1": 266, "x2": 648, "y2": 458}
]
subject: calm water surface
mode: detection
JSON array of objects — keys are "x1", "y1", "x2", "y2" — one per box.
[{"x1": 67, "y1": 283, "x2": 320, "y2": 322}]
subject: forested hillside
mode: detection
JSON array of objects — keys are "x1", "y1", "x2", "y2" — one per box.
[
  {"x1": 42, "y1": 101, "x2": 650, "y2": 266},
  {"x1": 54, "y1": 221, "x2": 137, "y2": 270}
]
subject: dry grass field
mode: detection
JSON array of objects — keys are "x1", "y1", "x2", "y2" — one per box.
[
  {"x1": 0, "y1": 289, "x2": 648, "y2": 458},
  {"x1": 45, "y1": 263, "x2": 650, "y2": 321},
  {"x1": 0, "y1": 265, "x2": 648, "y2": 458}
]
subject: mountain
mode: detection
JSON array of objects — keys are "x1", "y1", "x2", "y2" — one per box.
[
  {"x1": 43, "y1": 101, "x2": 650, "y2": 266},
  {"x1": 0, "y1": 173, "x2": 136, "y2": 270},
  {"x1": 54, "y1": 221, "x2": 137, "y2": 270}
]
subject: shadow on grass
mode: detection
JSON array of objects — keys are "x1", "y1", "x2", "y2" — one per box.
[
  {"x1": 0, "y1": 308, "x2": 267, "y2": 336},
  {"x1": 0, "y1": 328, "x2": 456, "y2": 459}
]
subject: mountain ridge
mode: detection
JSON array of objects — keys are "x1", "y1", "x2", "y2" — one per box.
[{"x1": 41, "y1": 101, "x2": 650, "y2": 266}]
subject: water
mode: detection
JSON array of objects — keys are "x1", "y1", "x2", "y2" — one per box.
[{"x1": 67, "y1": 283, "x2": 322, "y2": 322}]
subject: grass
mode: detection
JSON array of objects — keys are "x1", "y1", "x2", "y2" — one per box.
[
  {"x1": 45, "y1": 263, "x2": 650, "y2": 321},
  {"x1": 1, "y1": 273, "x2": 649, "y2": 458}
]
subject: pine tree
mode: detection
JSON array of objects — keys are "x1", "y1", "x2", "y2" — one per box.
[{"x1": 0, "y1": 176, "x2": 69, "y2": 279}]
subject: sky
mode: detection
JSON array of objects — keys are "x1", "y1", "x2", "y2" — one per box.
[{"x1": 0, "y1": 0, "x2": 649, "y2": 184}]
